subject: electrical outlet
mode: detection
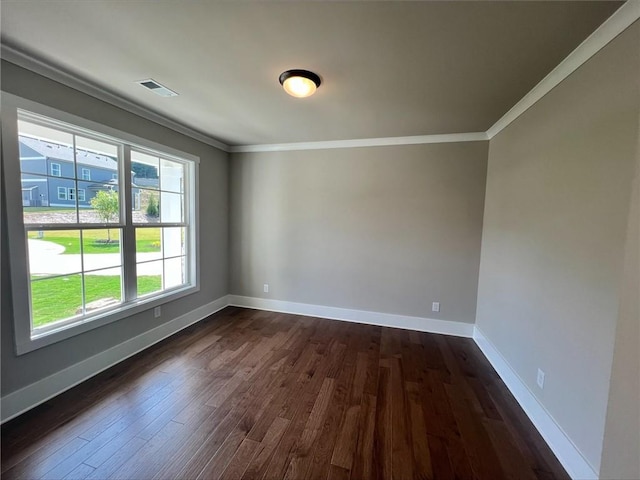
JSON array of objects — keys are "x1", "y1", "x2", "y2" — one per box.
[
  {"x1": 263, "y1": 284, "x2": 269, "y2": 293},
  {"x1": 432, "y1": 302, "x2": 440, "y2": 312},
  {"x1": 154, "y1": 306, "x2": 161, "y2": 318},
  {"x1": 537, "y1": 368, "x2": 545, "y2": 389}
]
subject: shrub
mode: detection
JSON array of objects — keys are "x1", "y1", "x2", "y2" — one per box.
[{"x1": 146, "y1": 194, "x2": 159, "y2": 217}]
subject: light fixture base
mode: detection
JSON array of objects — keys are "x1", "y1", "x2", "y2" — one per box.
[{"x1": 279, "y1": 69, "x2": 321, "y2": 98}]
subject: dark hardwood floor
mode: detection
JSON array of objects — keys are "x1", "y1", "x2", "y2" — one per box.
[{"x1": 1, "y1": 307, "x2": 569, "y2": 480}]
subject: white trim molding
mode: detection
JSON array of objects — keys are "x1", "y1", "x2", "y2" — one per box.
[
  {"x1": 0, "y1": 295, "x2": 607, "y2": 480},
  {"x1": 0, "y1": 295, "x2": 229, "y2": 424},
  {"x1": 229, "y1": 132, "x2": 488, "y2": 153},
  {"x1": 1, "y1": 295, "x2": 471, "y2": 424},
  {"x1": 227, "y1": 295, "x2": 474, "y2": 337},
  {"x1": 1, "y1": 44, "x2": 230, "y2": 153},
  {"x1": 3, "y1": 1, "x2": 637, "y2": 155},
  {"x1": 473, "y1": 327, "x2": 599, "y2": 480},
  {"x1": 487, "y1": 1, "x2": 640, "y2": 139}
]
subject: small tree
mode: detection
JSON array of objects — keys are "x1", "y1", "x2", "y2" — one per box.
[
  {"x1": 90, "y1": 190, "x2": 119, "y2": 242},
  {"x1": 146, "y1": 193, "x2": 159, "y2": 218}
]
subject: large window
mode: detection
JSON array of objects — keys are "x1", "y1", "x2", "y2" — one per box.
[{"x1": 2, "y1": 96, "x2": 199, "y2": 354}]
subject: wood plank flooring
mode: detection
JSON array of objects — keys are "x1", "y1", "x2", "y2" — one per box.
[{"x1": 1, "y1": 307, "x2": 569, "y2": 479}]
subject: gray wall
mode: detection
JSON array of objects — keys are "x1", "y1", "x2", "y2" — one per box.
[
  {"x1": 230, "y1": 142, "x2": 488, "y2": 323},
  {"x1": 599, "y1": 132, "x2": 640, "y2": 480},
  {"x1": 1, "y1": 61, "x2": 229, "y2": 395},
  {"x1": 476, "y1": 21, "x2": 639, "y2": 472}
]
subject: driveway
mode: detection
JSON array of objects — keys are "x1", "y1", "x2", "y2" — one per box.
[{"x1": 28, "y1": 239, "x2": 164, "y2": 276}]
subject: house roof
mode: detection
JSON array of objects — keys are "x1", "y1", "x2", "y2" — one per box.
[{"x1": 19, "y1": 135, "x2": 118, "y2": 171}]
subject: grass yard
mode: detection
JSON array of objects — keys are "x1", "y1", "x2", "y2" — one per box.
[
  {"x1": 31, "y1": 275, "x2": 162, "y2": 327},
  {"x1": 28, "y1": 228, "x2": 162, "y2": 254},
  {"x1": 23, "y1": 207, "x2": 75, "y2": 213}
]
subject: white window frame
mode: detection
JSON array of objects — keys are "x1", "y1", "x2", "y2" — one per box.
[
  {"x1": 78, "y1": 189, "x2": 86, "y2": 202},
  {"x1": 50, "y1": 162, "x2": 61, "y2": 177},
  {"x1": 57, "y1": 186, "x2": 67, "y2": 200},
  {"x1": 2, "y1": 93, "x2": 200, "y2": 355},
  {"x1": 81, "y1": 168, "x2": 90, "y2": 180},
  {"x1": 68, "y1": 187, "x2": 76, "y2": 200}
]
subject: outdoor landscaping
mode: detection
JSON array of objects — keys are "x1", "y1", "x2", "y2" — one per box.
[
  {"x1": 27, "y1": 228, "x2": 162, "y2": 254},
  {"x1": 27, "y1": 227, "x2": 173, "y2": 327},
  {"x1": 31, "y1": 275, "x2": 162, "y2": 327}
]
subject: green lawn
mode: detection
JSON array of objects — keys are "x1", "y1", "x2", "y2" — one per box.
[
  {"x1": 28, "y1": 228, "x2": 162, "y2": 254},
  {"x1": 24, "y1": 207, "x2": 75, "y2": 213},
  {"x1": 31, "y1": 275, "x2": 162, "y2": 327}
]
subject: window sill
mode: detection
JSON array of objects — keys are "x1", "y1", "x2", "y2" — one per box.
[{"x1": 16, "y1": 284, "x2": 199, "y2": 355}]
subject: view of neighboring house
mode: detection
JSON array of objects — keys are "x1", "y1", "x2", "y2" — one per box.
[{"x1": 19, "y1": 135, "x2": 146, "y2": 208}]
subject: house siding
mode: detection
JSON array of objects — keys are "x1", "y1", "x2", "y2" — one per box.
[{"x1": 18, "y1": 137, "x2": 134, "y2": 209}]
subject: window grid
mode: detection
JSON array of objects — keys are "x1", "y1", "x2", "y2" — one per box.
[
  {"x1": 26, "y1": 226, "x2": 125, "y2": 330},
  {"x1": 16, "y1": 111, "x2": 194, "y2": 337}
]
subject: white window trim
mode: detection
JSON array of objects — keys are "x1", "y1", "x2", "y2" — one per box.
[
  {"x1": 2, "y1": 92, "x2": 200, "y2": 355},
  {"x1": 57, "y1": 186, "x2": 67, "y2": 200},
  {"x1": 81, "y1": 168, "x2": 90, "y2": 180},
  {"x1": 50, "y1": 162, "x2": 61, "y2": 177},
  {"x1": 78, "y1": 189, "x2": 86, "y2": 202},
  {"x1": 68, "y1": 187, "x2": 76, "y2": 200}
]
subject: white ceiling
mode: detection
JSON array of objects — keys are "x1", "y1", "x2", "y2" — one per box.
[{"x1": 1, "y1": 1, "x2": 622, "y2": 146}]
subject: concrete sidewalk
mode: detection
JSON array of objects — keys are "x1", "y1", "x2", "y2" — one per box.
[{"x1": 28, "y1": 239, "x2": 164, "y2": 276}]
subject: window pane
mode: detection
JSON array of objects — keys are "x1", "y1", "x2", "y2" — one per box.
[
  {"x1": 132, "y1": 151, "x2": 159, "y2": 190},
  {"x1": 164, "y1": 256, "x2": 185, "y2": 289},
  {"x1": 84, "y1": 267, "x2": 122, "y2": 314},
  {"x1": 29, "y1": 176, "x2": 77, "y2": 223},
  {"x1": 136, "y1": 227, "x2": 162, "y2": 262},
  {"x1": 28, "y1": 230, "x2": 82, "y2": 278},
  {"x1": 163, "y1": 227, "x2": 184, "y2": 258},
  {"x1": 134, "y1": 188, "x2": 160, "y2": 224},
  {"x1": 18, "y1": 121, "x2": 74, "y2": 179},
  {"x1": 160, "y1": 191, "x2": 183, "y2": 223},
  {"x1": 78, "y1": 181, "x2": 120, "y2": 224},
  {"x1": 21, "y1": 140, "x2": 74, "y2": 179},
  {"x1": 18, "y1": 119, "x2": 73, "y2": 147},
  {"x1": 75, "y1": 136, "x2": 118, "y2": 182},
  {"x1": 21, "y1": 173, "x2": 79, "y2": 225},
  {"x1": 137, "y1": 260, "x2": 163, "y2": 297},
  {"x1": 160, "y1": 158, "x2": 184, "y2": 193},
  {"x1": 83, "y1": 229, "x2": 122, "y2": 271},
  {"x1": 18, "y1": 141, "x2": 49, "y2": 176},
  {"x1": 31, "y1": 274, "x2": 82, "y2": 329}
]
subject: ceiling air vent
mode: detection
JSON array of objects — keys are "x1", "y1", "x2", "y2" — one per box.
[{"x1": 136, "y1": 79, "x2": 179, "y2": 97}]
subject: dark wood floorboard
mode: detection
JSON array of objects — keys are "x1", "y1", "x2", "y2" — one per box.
[{"x1": 1, "y1": 307, "x2": 569, "y2": 479}]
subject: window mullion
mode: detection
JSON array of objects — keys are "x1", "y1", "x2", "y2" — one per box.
[
  {"x1": 5, "y1": 96, "x2": 199, "y2": 354},
  {"x1": 121, "y1": 145, "x2": 137, "y2": 303}
]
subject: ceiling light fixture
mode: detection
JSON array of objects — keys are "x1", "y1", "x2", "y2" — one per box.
[{"x1": 279, "y1": 70, "x2": 321, "y2": 98}]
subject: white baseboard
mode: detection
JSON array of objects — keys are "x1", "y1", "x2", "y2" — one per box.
[
  {"x1": 227, "y1": 295, "x2": 474, "y2": 338},
  {"x1": 0, "y1": 295, "x2": 596, "y2": 480},
  {"x1": 473, "y1": 326, "x2": 598, "y2": 480},
  {"x1": 0, "y1": 295, "x2": 229, "y2": 424}
]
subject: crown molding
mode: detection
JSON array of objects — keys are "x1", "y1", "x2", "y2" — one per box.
[
  {"x1": 487, "y1": 1, "x2": 640, "y2": 139},
  {"x1": 2, "y1": 42, "x2": 485, "y2": 153},
  {"x1": 3, "y1": 1, "x2": 637, "y2": 154},
  {"x1": 0, "y1": 44, "x2": 231, "y2": 152},
  {"x1": 229, "y1": 132, "x2": 488, "y2": 153}
]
